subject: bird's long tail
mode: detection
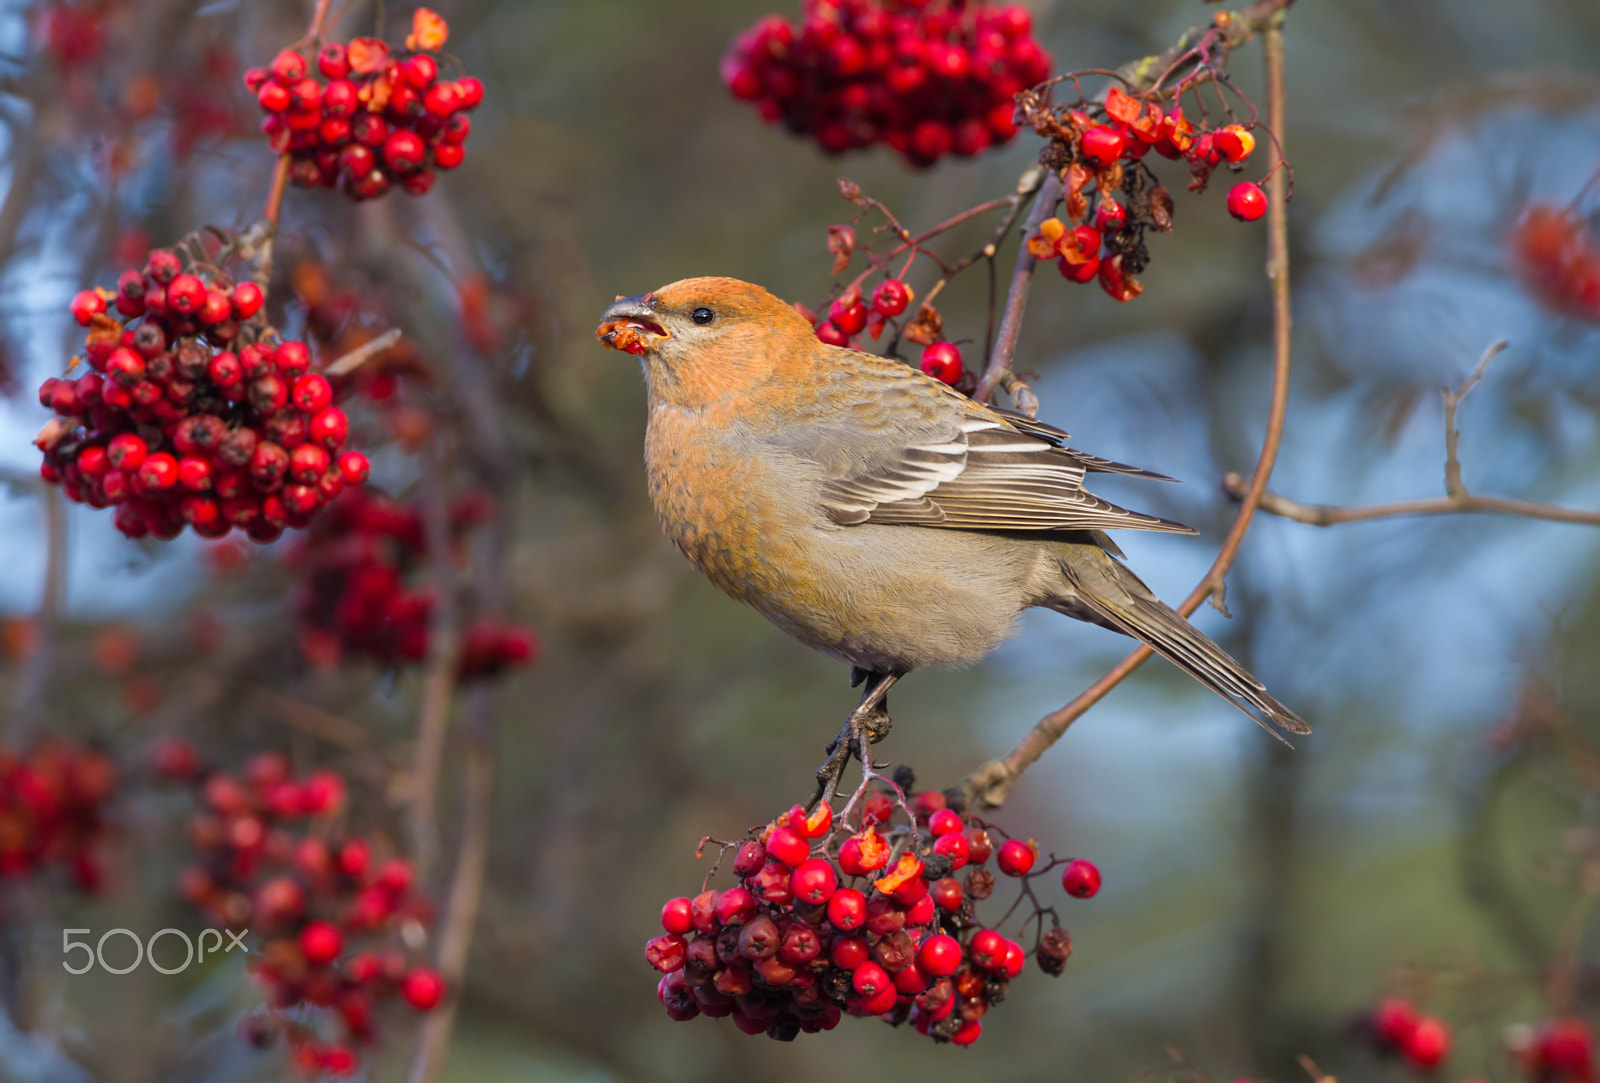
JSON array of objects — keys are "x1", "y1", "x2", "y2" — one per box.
[{"x1": 1054, "y1": 543, "x2": 1310, "y2": 742}]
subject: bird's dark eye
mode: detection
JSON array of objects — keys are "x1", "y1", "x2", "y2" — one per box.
[{"x1": 691, "y1": 307, "x2": 714, "y2": 325}]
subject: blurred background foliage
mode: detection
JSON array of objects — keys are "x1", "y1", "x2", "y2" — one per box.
[{"x1": 0, "y1": 0, "x2": 1599, "y2": 1080}]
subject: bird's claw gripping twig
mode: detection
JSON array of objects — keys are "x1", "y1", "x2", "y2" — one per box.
[{"x1": 809, "y1": 671, "x2": 899, "y2": 810}]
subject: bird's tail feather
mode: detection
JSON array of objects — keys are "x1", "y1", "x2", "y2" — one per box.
[{"x1": 1057, "y1": 549, "x2": 1311, "y2": 742}]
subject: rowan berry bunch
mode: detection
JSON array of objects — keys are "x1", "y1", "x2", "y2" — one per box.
[
  {"x1": 722, "y1": 0, "x2": 1050, "y2": 166},
  {"x1": 647, "y1": 775, "x2": 1098, "y2": 1045},
  {"x1": 168, "y1": 749, "x2": 443, "y2": 1076},
  {"x1": 1509, "y1": 203, "x2": 1600, "y2": 323},
  {"x1": 244, "y1": 8, "x2": 480, "y2": 201},
  {"x1": 0, "y1": 739, "x2": 116, "y2": 893},
  {"x1": 1021, "y1": 80, "x2": 1281, "y2": 303},
  {"x1": 288, "y1": 489, "x2": 538, "y2": 678},
  {"x1": 1365, "y1": 997, "x2": 1453, "y2": 1072},
  {"x1": 36, "y1": 241, "x2": 371, "y2": 543}
]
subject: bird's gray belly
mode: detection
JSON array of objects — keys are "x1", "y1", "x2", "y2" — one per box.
[{"x1": 751, "y1": 524, "x2": 1051, "y2": 673}]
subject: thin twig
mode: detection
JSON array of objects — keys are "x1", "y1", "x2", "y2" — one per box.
[
  {"x1": 974, "y1": 171, "x2": 1061, "y2": 405},
  {"x1": 961, "y1": 10, "x2": 1297, "y2": 810},
  {"x1": 408, "y1": 434, "x2": 461, "y2": 875},
  {"x1": 1443, "y1": 339, "x2": 1508, "y2": 497},
  {"x1": 10, "y1": 486, "x2": 64, "y2": 741},
  {"x1": 1219, "y1": 474, "x2": 1600, "y2": 527},
  {"x1": 325, "y1": 326, "x2": 403, "y2": 376}
]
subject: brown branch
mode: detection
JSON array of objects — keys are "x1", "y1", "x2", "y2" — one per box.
[
  {"x1": 407, "y1": 435, "x2": 461, "y2": 875},
  {"x1": 405, "y1": 700, "x2": 494, "y2": 1083},
  {"x1": 249, "y1": 687, "x2": 371, "y2": 749},
  {"x1": 325, "y1": 327, "x2": 403, "y2": 376},
  {"x1": 1215, "y1": 340, "x2": 1600, "y2": 528},
  {"x1": 961, "y1": 10, "x2": 1296, "y2": 811},
  {"x1": 973, "y1": 170, "x2": 1061, "y2": 405},
  {"x1": 10, "y1": 486, "x2": 64, "y2": 741}
]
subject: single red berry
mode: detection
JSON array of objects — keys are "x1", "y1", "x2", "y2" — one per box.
[
  {"x1": 1094, "y1": 199, "x2": 1128, "y2": 232},
  {"x1": 1372, "y1": 998, "x2": 1419, "y2": 1047},
  {"x1": 1062, "y1": 858, "x2": 1101, "y2": 898},
  {"x1": 814, "y1": 321, "x2": 850, "y2": 347},
  {"x1": 177, "y1": 456, "x2": 212, "y2": 491},
  {"x1": 1059, "y1": 253, "x2": 1101, "y2": 284},
  {"x1": 107, "y1": 433, "x2": 149, "y2": 471},
  {"x1": 455, "y1": 77, "x2": 484, "y2": 110},
  {"x1": 423, "y1": 81, "x2": 460, "y2": 117},
  {"x1": 1080, "y1": 125, "x2": 1125, "y2": 166},
  {"x1": 231, "y1": 281, "x2": 264, "y2": 320},
  {"x1": 338, "y1": 450, "x2": 370, "y2": 485},
  {"x1": 167, "y1": 274, "x2": 206, "y2": 315},
  {"x1": 920, "y1": 342, "x2": 963, "y2": 385},
  {"x1": 950, "y1": 1019, "x2": 982, "y2": 1046},
  {"x1": 830, "y1": 936, "x2": 869, "y2": 970},
  {"x1": 309, "y1": 407, "x2": 349, "y2": 449},
  {"x1": 400, "y1": 54, "x2": 438, "y2": 89},
  {"x1": 270, "y1": 49, "x2": 306, "y2": 82},
  {"x1": 827, "y1": 888, "x2": 867, "y2": 931},
  {"x1": 138, "y1": 452, "x2": 179, "y2": 491},
  {"x1": 1403, "y1": 1016, "x2": 1451, "y2": 1069},
  {"x1": 790, "y1": 858, "x2": 838, "y2": 904},
  {"x1": 375, "y1": 857, "x2": 413, "y2": 894},
  {"x1": 933, "y1": 831, "x2": 969, "y2": 869},
  {"x1": 299, "y1": 921, "x2": 342, "y2": 966},
  {"x1": 660, "y1": 897, "x2": 693, "y2": 935},
  {"x1": 828, "y1": 296, "x2": 868, "y2": 336},
  {"x1": 274, "y1": 341, "x2": 311, "y2": 377},
  {"x1": 432, "y1": 144, "x2": 464, "y2": 170},
  {"x1": 257, "y1": 81, "x2": 291, "y2": 112},
  {"x1": 106, "y1": 347, "x2": 146, "y2": 387},
  {"x1": 997, "y1": 838, "x2": 1036, "y2": 876},
  {"x1": 1226, "y1": 181, "x2": 1268, "y2": 222},
  {"x1": 301, "y1": 770, "x2": 345, "y2": 814},
  {"x1": 70, "y1": 289, "x2": 105, "y2": 326},
  {"x1": 292, "y1": 373, "x2": 333, "y2": 414},
  {"x1": 400, "y1": 967, "x2": 445, "y2": 1010},
  {"x1": 871, "y1": 278, "x2": 911, "y2": 317},
  {"x1": 337, "y1": 839, "x2": 370, "y2": 879},
  {"x1": 969, "y1": 928, "x2": 1006, "y2": 970},
  {"x1": 317, "y1": 41, "x2": 349, "y2": 79},
  {"x1": 644, "y1": 933, "x2": 687, "y2": 973},
  {"x1": 209, "y1": 350, "x2": 243, "y2": 388},
  {"x1": 713, "y1": 886, "x2": 757, "y2": 926},
  {"x1": 917, "y1": 934, "x2": 962, "y2": 977},
  {"x1": 382, "y1": 129, "x2": 427, "y2": 174},
  {"x1": 322, "y1": 78, "x2": 358, "y2": 118},
  {"x1": 764, "y1": 825, "x2": 809, "y2": 867},
  {"x1": 928, "y1": 809, "x2": 963, "y2": 836}
]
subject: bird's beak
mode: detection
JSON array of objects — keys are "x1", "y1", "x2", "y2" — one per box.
[{"x1": 597, "y1": 294, "x2": 669, "y2": 356}]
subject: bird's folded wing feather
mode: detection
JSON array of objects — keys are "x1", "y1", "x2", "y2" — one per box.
[{"x1": 766, "y1": 370, "x2": 1194, "y2": 535}]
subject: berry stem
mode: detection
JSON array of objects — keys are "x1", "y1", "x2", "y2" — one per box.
[
  {"x1": 960, "y1": 4, "x2": 1299, "y2": 811},
  {"x1": 973, "y1": 170, "x2": 1060, "y2": 405}
]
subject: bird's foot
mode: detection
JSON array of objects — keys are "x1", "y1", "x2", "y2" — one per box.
[{"x1": 809, "y1": 672, "x2": 898, "y2": 810}]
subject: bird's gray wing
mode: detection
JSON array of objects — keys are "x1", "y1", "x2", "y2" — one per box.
[{"x1": 767, "y1": 363, "x2": 1193, "y2": 535}]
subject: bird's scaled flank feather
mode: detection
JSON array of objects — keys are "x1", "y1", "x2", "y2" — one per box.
[
  {"x1": 793, "y1": 368, "x2": 1196, "y2": 535},
  {"x1": 1056, "y1": 547, "x2": 1312, "y2": 740}
]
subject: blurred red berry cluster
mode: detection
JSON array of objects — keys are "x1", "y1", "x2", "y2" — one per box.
[
  {"x1": 722, "y1": 0, "x2": 1050, "y2": 166},
  {"x1": 1365, "y1": 997, "x2": 1599, "y2": 1082},
  {"x1": 1510, "y1": 205, "x2": 1600, "y2": 322},
  {"x1": 165, "y1": 748, "x2": 443, "y2": 1076},
  {"x1": 245, "y1": 8, "x2": 480, "y2": 200},
  {"x1": 1024, "y1": 83, "x2": 1272, "y2": 302},
  {"x1": 0, "y1": 740, "x2": 116, "y2": 892},
  {"x1": 289, "y1": 489, "x2": 538, "y2": 678},
  {"x1": 650, "y1": 782, "x2": 1096, "y2": 1045},
  {"x1": 37, "y1": 247, "x2": 370, "y2": 542}
]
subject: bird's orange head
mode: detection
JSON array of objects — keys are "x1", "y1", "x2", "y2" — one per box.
[{"x1": 597, "y1": 277, "x2": 815, "y2": 407}]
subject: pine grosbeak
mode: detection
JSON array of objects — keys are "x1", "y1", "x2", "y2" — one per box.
[{"x1": 598, "y1": 277, "x2": 1307, "y2": 749}]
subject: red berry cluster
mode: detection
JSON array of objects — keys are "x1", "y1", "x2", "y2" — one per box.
[
  {"x1": 244, "y1": 9, "x2": 479, "y2": 201},
  {"x1": 722, "y1": 0, "x2": 1050, "y2": 166},
  {"x1": 1512, "y1": 1017, "x2": 1596, "y2": 1082},
  {"x1": 806, "y1": 278, "x2": 975, "y2": 390},
  {"x1": 1510, "y1": 205, "x2": 1600, "y2": 323},
  {"x1": 1367, "y1": 997, "x2": 1452, "y2": 1071},
  {"x1": 38, "y1": 248, "x2": 370, "y2": 542},
  {"x1": 169, "y1": 749, "x2": 443, "y2": 1076},
  {"x1": 1024, "y1": 83, "x2": 1273, "y2": 302},
  {"x1": 288, "y1": 489, "x2": 538, "y2": 678},
  {"x1": 0, "y1": 740, "x2": 116, "y2": 893},
  {"x1": 648, "y1": 784, "x2": 1097, "y2": 1045}
]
